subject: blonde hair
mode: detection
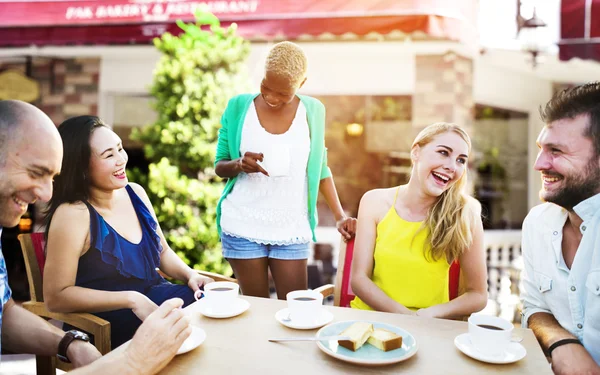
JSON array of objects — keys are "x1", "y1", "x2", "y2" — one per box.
[
  {"x1": 412, "y1": 122, "x2": 474, "y2": 263},
  {"x1": 265, "y1": 41, "x2": 307, "y2": 87}
]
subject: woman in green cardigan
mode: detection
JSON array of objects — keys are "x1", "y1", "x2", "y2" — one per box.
[{"x1": 214, "y1": 41, "x2": 356, "y2": 299}]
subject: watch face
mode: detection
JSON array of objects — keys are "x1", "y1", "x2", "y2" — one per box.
[{"x1": 69, "y1": 330, "x2": 90, "y2": 342}]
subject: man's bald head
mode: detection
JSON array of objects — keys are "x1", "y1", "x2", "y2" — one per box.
[
  {"x1": 0, "y1": 100, "x2": 59, "y2": 165},
  {"x1": 0, "y1": 100, "x2": 63, "y2": 227}
]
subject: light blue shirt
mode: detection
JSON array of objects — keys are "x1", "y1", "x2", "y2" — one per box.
[
  {"x1": 521, "y1": 193, "x2": 600, "y2": 364},
  {"x1": 0, "y1": 227, "x2": 14, "y2": 362}
]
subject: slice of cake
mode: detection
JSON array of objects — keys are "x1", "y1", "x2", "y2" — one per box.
[
  {"x1": 367, "y1": 328, "x2": 403, "y2": 352},
  {"x1": 338, "y1": 322, "x2": 374, "y2": 351}
]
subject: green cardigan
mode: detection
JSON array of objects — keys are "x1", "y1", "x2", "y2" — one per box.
[{"x1": 215, "y1": 93, "x2": 331, "y2": 242}]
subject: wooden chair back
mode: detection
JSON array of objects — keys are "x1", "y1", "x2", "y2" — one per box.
[
  {"x1": 19, "y1": 233, "x2": 112, "y2": 375},
  {"x1": 19, "y1": 232, "x2": 46, "y2": 302}
]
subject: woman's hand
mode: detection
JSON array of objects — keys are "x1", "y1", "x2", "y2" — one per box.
[
  {"x1": 336, "y1": 217, "x2": 358, "y2": 241},
  {"x1": 416, "y1": 307, "x2": 438, "y2": 318},
  {"x1": 187, "y1": 273, "x2": 214, "y2": 295},
  {"x1": 129, "y1": 292, "x2": 159, "y2": 321},
  {"x1": 238, "y1": 151, "x2": 269, "y2": 176},
  {"x1": 391, "y1": 303, "x2": 417, "y2": 315}
]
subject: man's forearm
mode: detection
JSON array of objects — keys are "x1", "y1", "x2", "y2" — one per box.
[
  {"x1": 528, "y1": 311, "x2": 578, "y2": 351},
  {"x1": 1, "y1": 299, "x2": 64, "y2": 356},
  {"x1": 70, "y1": 351, "x2": 140, "y2": 375}
]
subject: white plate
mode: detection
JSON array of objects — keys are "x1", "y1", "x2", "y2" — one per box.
[
  {"x1": 275, "y1": 308, "x2": 334, "y2": 330},
  {"x1": 192, "y1": 298, "x2": 250, "y2": 319},
  {"x1": 176, "y1": 325, "x2": 206, "y2": 355},
  {"x1": 454, "y1": 333, "x2": 527, "y2": 364},
  {"x1": 315, "y1": 320, "x2": 418, "y2": 366}
]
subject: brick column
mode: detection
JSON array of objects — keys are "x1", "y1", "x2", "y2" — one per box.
[
  {"x1": 37, "y1": 58, "x2": 100, "y2": 125},
  {"x1": 412, "y1": 52, "x2": 474, "y2": 134},
  {"x1": 412, "y1": 52, "x2": 475, "y2": 193},
  {"x1": 0, "y1": 57, "x2": 99, "y2": 125}
]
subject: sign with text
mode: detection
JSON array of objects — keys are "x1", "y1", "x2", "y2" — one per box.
[
  {"x1": 0, "y1": 0, "x2": 474, "y2": 27},
  {"x1": 0, "y1": 1, "x2": 260, "y2": 26}
]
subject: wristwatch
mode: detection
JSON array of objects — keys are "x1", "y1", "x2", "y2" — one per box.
[{"x1": 57, "y1": 330, "x2": 90, "y2": 363}]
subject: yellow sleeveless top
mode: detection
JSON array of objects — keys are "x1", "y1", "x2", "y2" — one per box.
[{"x1": 350, "y1": 188, "x2": 450, "y2": 311}]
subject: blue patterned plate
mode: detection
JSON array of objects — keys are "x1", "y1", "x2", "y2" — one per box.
[{"x1": 315, "y1": 320, "x2": 418, "y2": 365}]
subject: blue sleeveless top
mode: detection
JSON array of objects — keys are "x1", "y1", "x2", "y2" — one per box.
[{"x1": 76, "y1": 185, "x2": 164, "y2": 292}]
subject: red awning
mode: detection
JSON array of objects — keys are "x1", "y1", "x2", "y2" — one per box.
[
  {"x1": 559, "y1": 0, "x2": 600, "y2": 61},
  {"x1": 0, "y1": 0, "x2": 475, "y2": 47}
]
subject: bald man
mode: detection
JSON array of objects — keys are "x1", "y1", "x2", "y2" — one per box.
[
  {"x1": 0, "y1": 100, "x2": 192, "y2": 373},
  {"x1": 0, "y1": 100, "x2": 101, "y2": 367}
]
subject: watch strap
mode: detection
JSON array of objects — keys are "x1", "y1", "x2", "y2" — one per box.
[{"x1": 57, "y1": 330, "x2": 89, "y2": 363}]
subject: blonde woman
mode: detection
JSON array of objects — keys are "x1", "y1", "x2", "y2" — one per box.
[
  {"x1": 215, "y1": 41, "x2": 356, "y2": 299},
  {"x1": 351, "y1": 123, "x2": 488, "y2": 318}
]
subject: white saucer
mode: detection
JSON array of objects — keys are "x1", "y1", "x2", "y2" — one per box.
[
  {"x1": 275, "y1": 307, "x2": 334, "y2": 330},
  {"x1": 177, "y1": 325, "x2": 206, "y2": 355},
  {"x1": 192, "y1": 298, "x2": 250, "y2": 319},
  {"x1": 454, "y1": 333, "x2": 527, "y2": 364}
]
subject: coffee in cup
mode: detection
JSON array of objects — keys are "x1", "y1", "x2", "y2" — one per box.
[
  {"x1": 286, "y1": 290, "x2": 324, "y2": 323},
  {"x1": 196, "y1": 281, "x2": 239, "y2": 312},
  {"x1": 467, "y1": 314, "x2": 515, "y2": 356}
]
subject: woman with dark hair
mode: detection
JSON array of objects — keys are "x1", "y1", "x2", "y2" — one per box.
[{"x1": 43, "y1": 116, "x2": 213, "y2": 349}]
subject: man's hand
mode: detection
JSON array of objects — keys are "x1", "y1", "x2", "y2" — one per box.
[
  {"x1": 66, "y1": 341, "x2": 102, "y2": 368},
  {"x1": 551, "y1": 343, "x2": 600, "y2": 375},
  {"x1": 124, "y1": 298, "x2": 192, "y2": 375}
]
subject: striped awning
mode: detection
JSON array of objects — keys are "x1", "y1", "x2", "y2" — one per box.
[{"x1": 559, "y1": 0, "x2": 600, "y2": 61}]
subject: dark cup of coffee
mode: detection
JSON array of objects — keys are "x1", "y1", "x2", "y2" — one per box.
[
  {"x1": 477, "y1": 324, "x2": 504, "y2": 331},
  {"x1": 286, "y1": 290, "x2": 324, "y2": 323},
  {"x1": 197, "y1": 281, "x2": 240, "y2": 311},
  {"x1": 468, "y1": 314, "x2": 514, "y2": 356}
]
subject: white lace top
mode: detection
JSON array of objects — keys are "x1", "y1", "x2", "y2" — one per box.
[{"x1": 220, "y1": 101, "x2": 312, "y2": 245}]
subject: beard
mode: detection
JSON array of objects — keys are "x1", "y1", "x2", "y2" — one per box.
[{"x1": 540, "y1": 158, "x2": 600, "y2": 210}]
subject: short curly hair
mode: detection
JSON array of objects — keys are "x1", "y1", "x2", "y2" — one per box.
[{"x1": 265, "y1": 41, "x2": 307, "y2": 88}]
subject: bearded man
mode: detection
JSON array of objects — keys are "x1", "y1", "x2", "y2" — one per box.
[{"x1": 521, "y1": 83, "x2": 600, "y2": 375}]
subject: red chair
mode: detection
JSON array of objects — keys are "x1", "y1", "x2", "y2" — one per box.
[
  {"x1": 448, "y1": 260, "x2": 461, "y2": 300},
  {"x1": 18, "y1": 233, "x2": 111, "y2": 375},
  {"x1": 316, "y1": 237, "x2": 461, "y2": 307}
]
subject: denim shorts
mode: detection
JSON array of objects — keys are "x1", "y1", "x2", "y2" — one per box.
[{"x1": 221, "y1": 233, "x2": 310, "y2": 260}]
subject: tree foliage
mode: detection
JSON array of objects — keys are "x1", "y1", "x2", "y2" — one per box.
[{"x1": 131, "y1": 11, "x2": 250, "y2": 275}]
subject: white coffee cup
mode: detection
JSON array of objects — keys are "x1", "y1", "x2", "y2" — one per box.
[
  {"x1": 468, "y1": 314, "x2": 515, "y2": 356},
  {"x1": 286, "y1": 290, "x2": 324, "y2": 324},
  {"x1": 195, "y1": 281, "x2": 239, "y2": 312},
  {"x1": 258, "y1": 144, "x2": 290, "y2": 177}
]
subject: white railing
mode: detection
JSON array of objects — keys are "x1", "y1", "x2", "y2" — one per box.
[{"x1": 481, "y1": 229, "x2": 523, "y2": 322}]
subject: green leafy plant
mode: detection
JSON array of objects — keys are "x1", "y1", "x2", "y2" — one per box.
[{"x1": 130, "y1": 11, "x2": 250, "y2": 275}]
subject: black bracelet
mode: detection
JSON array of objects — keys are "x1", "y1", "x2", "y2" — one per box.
[{"x1": 547, "y1": 338, "x2": 583, "y2": 357}]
